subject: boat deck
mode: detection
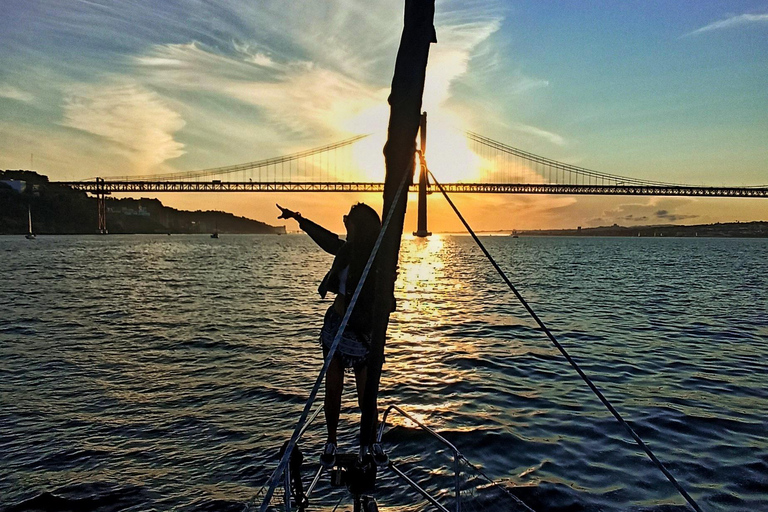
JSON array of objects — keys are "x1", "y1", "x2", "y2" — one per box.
[{"x1": 257, "y1": 404, "x2": 535, "y2": 512}]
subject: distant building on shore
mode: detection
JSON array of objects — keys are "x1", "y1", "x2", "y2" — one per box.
[
  {"x1": 1, "y1": 180, "x2": 26, "y2": 193},
  {"x1": 107, "y1": 205, "x2": 151, "y2": 217}
]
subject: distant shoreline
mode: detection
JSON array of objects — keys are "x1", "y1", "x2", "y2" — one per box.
[{"x1": 442, "y1": 221, "x2": 768, "y2": 238}]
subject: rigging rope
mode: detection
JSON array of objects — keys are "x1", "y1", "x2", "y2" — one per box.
[
  {"x1": 457, "y1": 456, "x2": 536, "y2": 512},
  {"x1": 257, "y1": 169, "x2": 413, "y2": 512},
  {"x1": 331, "y1": 493, "x2": 345, "y2": 512},
  {"x1": 428, "y1": 170, "x2": 704, "y2": 512}
]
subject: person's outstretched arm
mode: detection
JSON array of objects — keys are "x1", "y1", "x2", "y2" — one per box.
[{"x1": 277, "y1": 204, "x2": 345, "y2": 255}]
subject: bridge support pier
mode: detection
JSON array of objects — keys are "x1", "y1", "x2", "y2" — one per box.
[
  {"x1": 96, "y1": 178, "x2": 109, "y2": 234},
  {"x1": 413, "y1": 157, "x2": 431, "y2": 237},
  {"x1": 413, "y1": 112, "x2": 431, "y2": 238}
]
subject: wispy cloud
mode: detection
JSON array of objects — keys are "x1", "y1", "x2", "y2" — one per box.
[
  {"x1": 132, "y1": 42, "x2": 383, "y2": 142},
  {"x1": 593, "y1": 199, "x2": 698, "y2": 226},
  {"x1": 126, "y1": 2, "x2": 504, "y2": 146},
  {"x1": 61, "y1": 80, "x2": 185, "y2": 173},
  {"x1": 0, "y1": 84, "x2": 34, "y2": 103},
  {"x1": 683, "y1": 13, "x2": 768, "y2": 37},
  {"x1": 2, "y1": 0, "x2": 512, "y2": 174},
  {"x1": 510, "y1": 123, "x2": 566, "y2": 146},
  {"x1": 231, "y1": 41, "x2": 279, "y2": 68},
  {"x1": 423, "y1": 18, "x2": 502, "y2": 110},
  {"x1": 655, "y1": 209, "x2": 698, "y2": 222},
  {"x1": 432, "y1": 6, "x2": 555, "y2": 147},
  {"x1": 0, "y1": 120, "x2": 141, "y2": 179}
]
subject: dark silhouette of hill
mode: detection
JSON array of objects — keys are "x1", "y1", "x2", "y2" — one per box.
[{"x1": 1, "y1": 170, "x2": 282, "y2": 235}]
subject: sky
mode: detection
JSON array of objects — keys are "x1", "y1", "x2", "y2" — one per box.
[{"x1": 1, "y1": 0, "x2": 766, "y2": 233}]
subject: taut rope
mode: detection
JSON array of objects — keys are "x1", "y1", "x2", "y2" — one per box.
[{"x1": 429, "y1": 170, "x2": 703, "y2": 512}]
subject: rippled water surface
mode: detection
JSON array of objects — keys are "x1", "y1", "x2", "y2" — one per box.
[{"x1": 1, "y1": 234, "x2": 766, "y2": 511}]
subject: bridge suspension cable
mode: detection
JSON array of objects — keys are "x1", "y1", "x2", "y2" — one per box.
[
  {"x1": 102, "y1": 134, "x2": 370, "y2": 182},
  {"x1": 466, "y1": 131, "x2": 685, "y2": 188}
]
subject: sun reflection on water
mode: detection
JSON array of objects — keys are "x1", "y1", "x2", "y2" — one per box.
[
  {"x1": 383, "y1": 236, "x2": 486, "y2": 428},
  {"x1": 399, "y1": 235, "x2": 445, "y2": 288},
  {"x1": 394, "y1": 235, "x2": 463, "y2": 334}
]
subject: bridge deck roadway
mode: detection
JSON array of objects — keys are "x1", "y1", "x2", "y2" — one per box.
[{"x1": 55, "y1": 181, "x2": 768, "y2": 197}]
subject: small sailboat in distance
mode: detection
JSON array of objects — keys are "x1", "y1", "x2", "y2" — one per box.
[
  {"x1": 25, "y1": 206, "x2": 36, "y2": 240},
  {"x1": 211, "y1": 219, "x2": 219, "y2": 238}
]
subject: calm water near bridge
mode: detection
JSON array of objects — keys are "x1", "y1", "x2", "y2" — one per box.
[{"x1": 1, "y1": 234, "x2": 766, "y2": 511}]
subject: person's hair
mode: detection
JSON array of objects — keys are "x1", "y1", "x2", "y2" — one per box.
[
  {"x1": 345, "y1": 203, "x2": 381, "y2": 331},
  {"x1": 347, "y1": 202, "x2": 381, "y2": 253}
]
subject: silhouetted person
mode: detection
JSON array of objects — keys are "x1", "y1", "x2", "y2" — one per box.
[{"x1": 277, "y1": 203, "x2": 382, "y2": 468}]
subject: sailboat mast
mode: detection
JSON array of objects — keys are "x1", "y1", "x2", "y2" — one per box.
[
  {"x1": 359, "y1": 0, "x2": 436, "y2": 447},
  {"x1": 28, "y1": 206, "x2": 32, "y2": 234}
]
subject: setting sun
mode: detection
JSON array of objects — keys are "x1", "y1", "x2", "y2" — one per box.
[{"x1": 343, "y1": 107, "x2": 487, "y2": 183}]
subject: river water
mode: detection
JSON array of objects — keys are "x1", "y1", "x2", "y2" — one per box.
[{"x1": 1, "y1": 234, "x2": 766, "y2": 512}]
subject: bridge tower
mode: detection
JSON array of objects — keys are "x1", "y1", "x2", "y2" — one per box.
[{"x1": 413, "y1": 112, "x2": 431, "y2": 237}]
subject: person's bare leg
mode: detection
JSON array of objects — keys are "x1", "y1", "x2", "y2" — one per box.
[
  {"x1": 324, "y1": 355, "x2": 344, "y2": 444},
  {"x1": 354, "y1": 365, "x2": 367, "y2": 410},
  {"x1": 354, "y1": 365, "x2": 379, "y2": 444}
]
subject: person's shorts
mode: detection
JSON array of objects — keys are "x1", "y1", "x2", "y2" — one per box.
[{"x1": 320, "y1": 306, "x2": 370, "y2": 370}]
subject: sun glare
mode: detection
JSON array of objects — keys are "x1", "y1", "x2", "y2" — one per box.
[
  {"x1": 341, "y1": 106, "x2": 488, "y2": 183},
  {"x1": 422, "y1": 117, "x2": 482, "y2": 183},
  {"x1": 342, "y1": 103, "x2": 388, "y2": 181}
]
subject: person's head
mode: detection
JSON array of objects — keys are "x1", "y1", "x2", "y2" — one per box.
[{"x1": 344, "y1": 203, "x2": 380, "y2": 246}]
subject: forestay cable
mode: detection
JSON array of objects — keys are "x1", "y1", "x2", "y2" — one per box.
[
  {"x1": 257, "y1": 170, "x2": 412, "y2": 511},
  {"x1": 428, "y1": 171, "x2": 703, "y2": 512}
]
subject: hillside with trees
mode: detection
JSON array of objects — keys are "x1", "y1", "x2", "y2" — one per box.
[{"x1": 1, "y1": 171, "x2": 282, "y2": 235}]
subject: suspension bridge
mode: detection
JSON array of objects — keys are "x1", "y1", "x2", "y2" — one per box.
[
  {"x1": 58, "y1": 129, "x2": 767, "y2": 197},
  {"x1": 54, "y1": 124, "x2": 767, "y2": 234}
]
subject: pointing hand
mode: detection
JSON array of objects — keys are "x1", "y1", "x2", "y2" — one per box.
[{"x1": 276, "y1": 204, "x2": 299, "y2": 220}]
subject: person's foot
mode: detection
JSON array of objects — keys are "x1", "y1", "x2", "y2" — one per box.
[
  {"x1": 357, "y1": 444, "x2": 370, "y2": 462},
  {"x1": 371, "y1": 443, "x2": 389, "y2": 466},
  {"x1": 320, "y1": 442, "x2": 336, "y2": 468},
  {"x1": 356, "y1": 445, "x2": 373, "y2": 473}
]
